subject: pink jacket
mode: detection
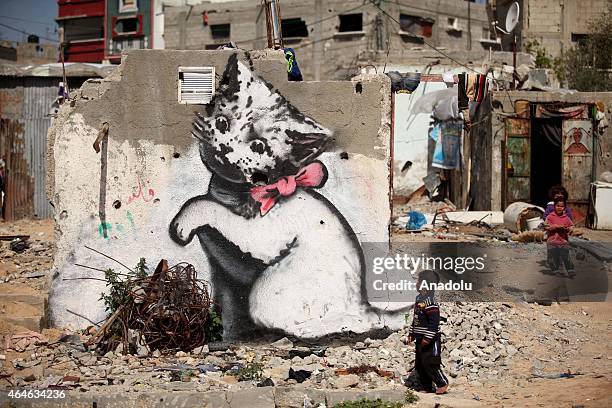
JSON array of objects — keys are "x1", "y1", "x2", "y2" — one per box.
[{"x1": 545, "y1": 212, "x2": 573, "y2": 246}]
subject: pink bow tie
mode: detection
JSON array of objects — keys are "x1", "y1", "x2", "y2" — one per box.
[{"x1": 250, "y1": 162, "x2": 326, "y2": 216}]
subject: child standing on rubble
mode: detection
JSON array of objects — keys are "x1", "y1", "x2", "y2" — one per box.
[
  {"x1": 545, "y1": 197, "x2": 575, "y2": 277},
  {"x1": 402, "y1": 270, "x2": 449, "y2": 394},
  {"x1": 543, "y1": 185, "x2": 574, "y2": 268}
]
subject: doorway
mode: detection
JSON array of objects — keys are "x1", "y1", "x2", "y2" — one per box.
[{"x1": 530, "y1": 118, "x2": 562, "y2": 208}]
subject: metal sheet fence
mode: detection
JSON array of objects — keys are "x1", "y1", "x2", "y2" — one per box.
[
  {"x1": 23, "y1": 78, "x2": 57, "y2": 219},
  {"x1": 0, "y1": 77, "x2": 57, "y2": 220}
]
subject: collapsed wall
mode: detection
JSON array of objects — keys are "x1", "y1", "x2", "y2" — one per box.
[{"x1": 47, "y1": 49, "x2": 402, "y2": 339}]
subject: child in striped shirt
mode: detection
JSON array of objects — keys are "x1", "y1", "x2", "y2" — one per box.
[{"x1": 402, "y1": 270, "x2": 449, "y2": 394}]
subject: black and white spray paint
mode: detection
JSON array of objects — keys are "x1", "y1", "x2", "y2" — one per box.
[{"x1": 169, "y1": 54, "x2": 402, "y2": 339}]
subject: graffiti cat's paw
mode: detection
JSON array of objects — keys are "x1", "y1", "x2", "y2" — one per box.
[
  {"x1": 267, "y1": 236, "x2": 298, "y2": 266},
  {"x1": 169, "y1": 221, "x2": 190, "y2": 245}
]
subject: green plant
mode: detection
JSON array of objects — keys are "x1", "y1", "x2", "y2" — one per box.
[
  {"x1": 205, "y1": 307, "x2": 223, "y2": 342},
  {"x1": 98, "y1": 258, "x2": 224, "y2": 352},
  {"x1": 332, "y1": 398, "x2": 403, "y2": 408},
  {"x1": 170, "y1": 369, "x2": 197, "y2": 382},
  {"x1": 134, "y1": 258, "x2": 148, "y2": 277},
  {"x1": 405, "y1": 389, "x2": 419, "y2": 404},
  {"x1": 98, "y1": 258, "x2": 149, "y2": 344},
  {"x1": 558, "y1": 4, "x2": 612, "y2": 90},
  {"x1": 525, "y1": 40, "x2": 554, "y2": 69},
  {"x1": 236, "y1": 362, "x2": 263, "y2": 381},
  {"x1": 99, "y1": 258, "x2": 148, "y2": 315}
]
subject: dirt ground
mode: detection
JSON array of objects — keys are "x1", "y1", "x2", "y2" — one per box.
[
  {"x1": 465, "y1": 301, "x2": 612, "y2": 407},
  {"x1": 0, "y1": 218, "x2": 611, "y2": 407}
]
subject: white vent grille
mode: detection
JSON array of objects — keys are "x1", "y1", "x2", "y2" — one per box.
[{"x1": 178, "y1": 67, "x2": 215, "y2": 104}]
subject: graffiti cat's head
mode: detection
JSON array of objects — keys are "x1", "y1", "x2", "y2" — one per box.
[{"x1": 192, "y1": 53, "x2": 331, "y2": 185}]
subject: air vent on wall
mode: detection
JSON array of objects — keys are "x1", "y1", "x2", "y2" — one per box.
[{"x1": 178, "y1": 67, "x2": 215, "y2": 104}]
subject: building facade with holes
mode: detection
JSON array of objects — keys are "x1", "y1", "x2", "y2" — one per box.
[
  {"x1": 161, "y1": 0, "x2": 494, "y2": 80},
  {"x1": 493, "y1": 0, "x2": 611, "y2": 59}
]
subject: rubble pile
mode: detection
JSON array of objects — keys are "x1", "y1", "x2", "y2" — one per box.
[
  {"x1": 2, "y1": 302, "x2": 524, "y2": 393},
  {"x1": 0, "y1": 236, "x2": 53, "y2": 287},
  {"x1": 394, "y1": 200, "x2": 452, "y2": 221},
  {"x1": 440, "y1": 303, "x2": 517, "y2": 385}
]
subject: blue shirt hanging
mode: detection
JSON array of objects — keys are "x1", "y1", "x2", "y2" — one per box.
[{"x1": 284, "y1": 48, "x2": 303, "y2": 81}]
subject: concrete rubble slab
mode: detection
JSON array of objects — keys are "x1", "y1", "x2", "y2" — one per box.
[
  {"x1": 0, "y1": 388, "x2": 485, "y2": 407},
  {"x1": 324, "y1": 389, "x2": 406, "y2": 406},
  {"x1": 226, "y1": 388, "x2": 275, "y2": 408}
]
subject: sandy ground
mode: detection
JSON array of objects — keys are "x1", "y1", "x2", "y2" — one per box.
[
  {"x1": 463, "y1": 301, "x2": 612, "y2": 407},
  {"x1": 391, "y1": 221, "x2": 612, "y2": 407},
  {"x1": 0, "y1": 218, "x2": 611, "y2": 407}
]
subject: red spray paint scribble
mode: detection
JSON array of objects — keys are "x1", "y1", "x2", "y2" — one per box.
[{"x1": 127, "y1": 179, "x2": 156, "y2": 205}]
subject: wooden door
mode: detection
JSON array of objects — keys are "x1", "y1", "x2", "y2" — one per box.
[
  {"x1": 504, "y1": 117, "x2": 531, "y2": 206},
  {"x1": 562, "y1": 119, "x2": 593, "y2": 223}
]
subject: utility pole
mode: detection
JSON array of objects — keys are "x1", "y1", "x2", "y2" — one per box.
[
  {"x1": 374, "y1": 0, "x2": 384, "y2": 51},
  {"x1": 262, "y1": 0, "x2": 283, "y2": 49},
  {"x1": 467, "y1": 0, "x2": 472, "y2": 51},
  {"x1": 58, "y1": 26, "x2": 69, "y2": 102},
  {"x1": 375, "y1": 15, "x2": 384, "y2": 51},
  {"x1": 312, "y1": 0, "x2": 322, "y2": 80}
]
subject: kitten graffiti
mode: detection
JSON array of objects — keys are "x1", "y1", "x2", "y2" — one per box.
[{"x1": 169, "y1": 53, "x2": 403, "y2": 339}]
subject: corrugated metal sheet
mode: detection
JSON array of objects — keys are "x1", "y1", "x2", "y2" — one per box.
[
  {"x1": 22, "y1": 78, "x2": 57, "y2": 219},
  {"x1": 0, "y1": 118, "x2": 33, "y2": 220},
  {"x1": 0, "y1": 77, "x2": 58, "y2": 220}
]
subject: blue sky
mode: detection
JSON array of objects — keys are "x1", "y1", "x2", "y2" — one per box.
[{"x1": 0, "y1": 0, "x2": 59, "y2": 44}]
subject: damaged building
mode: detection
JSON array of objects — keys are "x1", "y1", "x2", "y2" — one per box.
[
  {"x1": 392, "y1": 80, "x2": 612, "y2": 229},
  {"x1": 161, "y1": 0, "x2": 494, "y2": 80},
  {"x1": 47, "y1": 49, "x2": 401, "y2": 339},
  {"x1": 491, "y1": 92, "x2": 612, "y2": 220}
]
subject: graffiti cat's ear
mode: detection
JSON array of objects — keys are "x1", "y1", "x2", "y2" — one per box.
[
  {"x1": 285, "y1": 125, "x2": 332, "y2": 164},
  {"x1": 219, "y1": 53, "x2": 240, "y2": 96}
]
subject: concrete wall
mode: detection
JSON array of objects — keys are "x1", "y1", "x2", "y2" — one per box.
[
  {"x1": 162, "y1": 0, "x2": 491, "y2": 80},
  {"x1": 490, "y1": 91, "x2": 612, "y2": 211},
  {"x1": 521, "y1": 0, "x2": 608, "y2": 58},
  {"x1": 48, "y1": 49, "x2": 403, "y2": 339},
  {"x1": 0, "y1": 41, "x2": 58, "y2": 64}
]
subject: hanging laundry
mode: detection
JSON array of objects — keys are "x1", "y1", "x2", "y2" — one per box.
[
  {"x1": 433, "y1": 93, "x2": 460, "y2": 121},
  {"x1": 534, "y1": 104, "x2": 589, "y2": 119},
  {"x1": 595, "y1": 102, "x2": 608, "y2": 135},
  {"x1": 457, "y1": 73, "x2": 489, "y2": 110},
  {"x1": 284, "y1": 48, "x2": 303, "y2": 81},
  {"x1": 430, "y1": 120, "x2": 462, "y2": 170},
  {"x1": 58, "y1": 81, "x2": 68, "y2": 99},
  {"x1": 442, "y1": 72, "x2": 455, "y2": 84},
  {"x1": 386, "y1": 71, "x2": 421, "y2": 93}
]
